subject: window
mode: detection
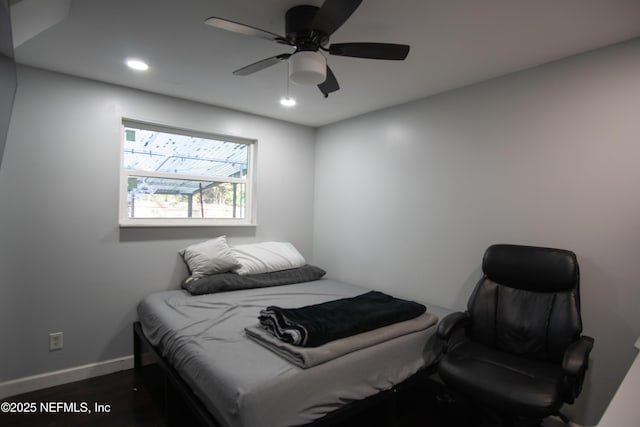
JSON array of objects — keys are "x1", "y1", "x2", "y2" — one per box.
[{"x1": 119, "y1": 120, "x2": 256, "y2": 227}]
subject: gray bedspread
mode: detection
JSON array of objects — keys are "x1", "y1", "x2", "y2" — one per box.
[{"x1": 137, "y1": 279, "x2": 451, "y2": 427}]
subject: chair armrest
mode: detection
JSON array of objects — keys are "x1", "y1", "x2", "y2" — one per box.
[
  {"x1": 563, "y1": 336, "x2": 594, "y2": 377},
  {"x1": 437, "y1": 312, "x2": 470, "y2": 341}
]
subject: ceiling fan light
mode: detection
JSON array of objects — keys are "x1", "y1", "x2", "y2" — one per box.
[{"x1": 289, "y1": 51, "x2": 326, "y2": 85}]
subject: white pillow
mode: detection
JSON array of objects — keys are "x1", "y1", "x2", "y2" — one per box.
[
  {"x1": 232, "y1": 242, "x2": 306, "y2": 275},
  {"x1": 179, "y1": 236, "x2": 240, "y2": 282}
]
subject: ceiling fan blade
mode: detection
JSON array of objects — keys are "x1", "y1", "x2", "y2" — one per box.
[
  {"x1": 233, "y1": 54, "x2": 291, "y2": 76},
  {"x1": 318, "y1": 65, "x2": 339, "y2": 97},
  {"x1": 311, "y1": 0, "x2": 362, "y2": 36},
  {"x1": 205, "y1": 17, "x2": 286, "y2": 43},
  {"x1": 329, "y1": 43, "x2": 410, "y2": 60}
]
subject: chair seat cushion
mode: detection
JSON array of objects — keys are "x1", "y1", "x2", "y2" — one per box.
[{"x1": 439, "y1": 341, "x2": 565, "y2": 416}]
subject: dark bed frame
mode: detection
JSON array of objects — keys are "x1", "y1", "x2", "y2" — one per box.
[{"x1": 133, "y1": 321, "x2": 438, "y2": 427}]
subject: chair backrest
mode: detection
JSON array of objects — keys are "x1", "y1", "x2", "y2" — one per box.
[{"x1": 467, "y1": 244, "x2": 583, "y2": 362}]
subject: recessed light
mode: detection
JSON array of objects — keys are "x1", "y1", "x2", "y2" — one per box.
[
  {"x1": 126, "y1": 59, "x2": 149, "y2": 71},
  {"x1": 280, "y1": 97, "x2": 296, "y2": 107}
]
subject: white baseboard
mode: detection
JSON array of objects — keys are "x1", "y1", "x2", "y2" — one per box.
[{"x1": 0, "y1": 355, "x2": 134, "y2": 400}]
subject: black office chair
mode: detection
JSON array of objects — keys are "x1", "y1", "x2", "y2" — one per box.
[{"x1": 437, "y1": 244, "x2": 594, "y2": 426}]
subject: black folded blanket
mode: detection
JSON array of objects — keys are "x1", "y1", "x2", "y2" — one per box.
[{"x1": 258, "y1": 291, "x2": 426, "y2": 347}]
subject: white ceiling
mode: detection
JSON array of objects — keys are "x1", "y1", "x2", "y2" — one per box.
[{"x1": 11, "y1": 0, "x2": 640, "y2": 127}]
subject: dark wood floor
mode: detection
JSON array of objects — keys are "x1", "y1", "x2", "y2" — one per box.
[
  {"x1": 0, "y1": 368, "x2": 509, "y2": 427},
  {"x1": 0, "y1": 369, "x2": 165, "y2": 427}
]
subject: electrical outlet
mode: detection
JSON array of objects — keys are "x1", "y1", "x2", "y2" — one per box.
[{"x1": 49, "y1": 332, "x2": 63, "y2": 351}]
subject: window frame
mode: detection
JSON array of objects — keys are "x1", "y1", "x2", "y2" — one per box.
[{"x1": 118, "y1": 119, "x2": 257, "y2": 227}]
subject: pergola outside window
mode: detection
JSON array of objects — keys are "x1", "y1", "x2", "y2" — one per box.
[{"x1": 119, "y1": 120, "x2": 256, "y2": 227}]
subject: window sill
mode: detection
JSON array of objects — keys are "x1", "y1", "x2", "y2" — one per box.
[{"x1": 119, "y1": 219, "x2": 257, "y2": 228}]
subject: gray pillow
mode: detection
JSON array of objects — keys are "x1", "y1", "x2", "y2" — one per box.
[{"x1": 183, "y1": 265, "x2": 326, "y2": 295}]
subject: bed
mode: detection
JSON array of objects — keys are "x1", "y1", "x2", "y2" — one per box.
[{"x1": 135, "y1": 277, "x2": 450, "y2": 427}]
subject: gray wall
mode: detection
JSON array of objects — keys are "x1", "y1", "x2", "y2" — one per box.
[
  {"x1": 0, "y1": 66, "x2": 316, "y2": 381},
  {"x1": 314, "y1": 38, "x2": 640, "y2": 426}
]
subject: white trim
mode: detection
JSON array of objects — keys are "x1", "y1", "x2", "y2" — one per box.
[
  {"x1": 118, "y1": 119, "x2": 257, "y2": 227},
  {"x1": 119, "y1": 218, "x2": 257, "y2": 227},
  {"x1": 121, "y1": 118, "x2": 255, "y2": 145},
  {"x1": 125, "y1": 170, "x2": 246, "y2": 184},
  {"x1": 0, "y1": 356, "x2": 134, "y2": 400}
]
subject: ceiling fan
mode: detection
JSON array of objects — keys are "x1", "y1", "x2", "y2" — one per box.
[{"x1": 205, "y1": 0, "x2": 410, "y2": 98}]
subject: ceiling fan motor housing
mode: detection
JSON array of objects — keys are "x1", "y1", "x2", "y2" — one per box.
[
  {"x1": 285, "y1": 5, "x2": 329, "y2": 50},
  {"x1": 205, "y1": 0, "x2": 409, "y2": 97}
]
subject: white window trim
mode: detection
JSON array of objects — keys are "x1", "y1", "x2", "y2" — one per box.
[{"x1": 118, "y1": 119, "x2": 257, "y2": 228}]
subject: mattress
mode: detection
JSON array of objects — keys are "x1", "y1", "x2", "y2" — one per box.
[{"x1": 137, "y1": 279, "x2": 451, "y2": 427}]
